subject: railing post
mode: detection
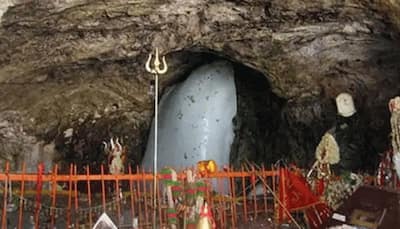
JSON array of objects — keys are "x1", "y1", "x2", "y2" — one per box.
[
  {"x1": 272, "y1": 164, "x2": 277, "y2": 225},
  {"x1": 34, "y1": 163, "x2": 44, "y2": 229},
  {"x1": 18, "y1": 162, "x2": 26, "y2": 229},
  {"x1": 142, "y1": 167, "x2": 149, "y2": 224},
  {"x1": 86, "y1": 166, "x2": 93, "y2": 228},
  {"x1": 251, "y1": 164, "x2": 257, "y2": 220},
  {"x1": 115, "y1": 173, "x2": 121, "y2": 226},
  {"x1": 67, "y1": 164, "x2": 73, "y2": 228},
  {"x1": 136, "y1": 166, "x2": 142, "y2": 227},
  {"x1": 128, "y1": 165, "x2": 136, "y2": 228},
  {"x1": 217, "y1": 169, "x2": 226, "y2": 228},
  {"x1": 1, "y1": 162, "x2": 9, "y2": 229},
  {"x1": 50, "y1": 164, "x2": 58, "y2": 229},
  {"x1": 241, "y1": 165, "x2": 247, "y2": 223},
  {"x1": 101, "y1": 164, "x2": 106, "y2": 213},
  {"x1": 229, "y1": 166, "x2": 237, "y2": 228},
  {"x1": 73, "y1": 165, "x2": 79, "y2": 228},
  {"x1": 262, "y1": 164, "x2": 268, "y2": 215}
]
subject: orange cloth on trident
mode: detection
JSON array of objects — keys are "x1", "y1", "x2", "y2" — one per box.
[{"x1": 278, "y1": 167, "x2": 330, "y2": 228}]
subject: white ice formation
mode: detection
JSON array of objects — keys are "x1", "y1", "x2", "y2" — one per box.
[{"x1": 141, "y1": 61, "x2": 237, "y2": 172}]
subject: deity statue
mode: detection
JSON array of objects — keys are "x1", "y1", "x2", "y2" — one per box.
[
  {"x1": 336, "y1": 93, "x2": 357, "y2": 118},
  {"x1": 307, "y1": 131, "x2": 340, "y2": 196},
  {"x1": 103, "y1": 138, "x2": 126, "y2": 175},
  {"x1": 308, "y1": 132, "x2": 340, "y2": 180},
  {"x1": 332, "y1": 92, "x2": 368, "y2": 173}
]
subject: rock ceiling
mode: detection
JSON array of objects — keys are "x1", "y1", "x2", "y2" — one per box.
[{"x1": 0, "y1": 0, "x2": 399, "y2": 171}]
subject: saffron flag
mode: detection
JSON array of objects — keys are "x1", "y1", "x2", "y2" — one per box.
[{"x1": 278, "y1": 167, "x2": 330, "y2": 228}]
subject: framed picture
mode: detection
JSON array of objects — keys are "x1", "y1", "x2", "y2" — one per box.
[{"x1": 349, "y1": 208, "x2": 385, "y2": 229}]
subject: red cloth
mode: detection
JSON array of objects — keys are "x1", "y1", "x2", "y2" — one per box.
[
  {"x1": 278, "y1": 167, "x2": 330, "y2": 227},
  {"x1": 279, "y1": 168, "x2": 319, "y2": 212}
]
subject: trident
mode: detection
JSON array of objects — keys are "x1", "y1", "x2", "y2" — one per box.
[{"x1": 145, "y1": 47, "x2": 168, "y2": 229}]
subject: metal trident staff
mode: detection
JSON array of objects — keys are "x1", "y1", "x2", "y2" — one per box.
[{"x1": 145, "y1": 48, "x2": 168, "y2": 228}]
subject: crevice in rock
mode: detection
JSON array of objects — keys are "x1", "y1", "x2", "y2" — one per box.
[{"x1": 230, "y1": 61, "x2": 285, "y2": 167}]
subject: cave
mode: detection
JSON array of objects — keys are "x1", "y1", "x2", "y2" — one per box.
[
  {"x1": 0, "y1": 48, "x2": 387, "y2": 176},
  {"x1": 3, "y1": 1, "x2": 400, "y2": 228},
  {"x1": 50, "y1": 52, "x2": 287, "y2": 174},
  {"x1": 47, "y1": 50, "x2": 388, "y2": 175},
  {"x1": 0, "y1": 0, "x2": 399, "y2": 176}
]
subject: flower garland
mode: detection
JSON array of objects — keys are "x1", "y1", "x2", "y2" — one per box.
[
  {"x1": 323, "y1": 172, "x2": 363, "y2": 210},
  {"x1": 315, "y1": 132, "x2": 340, "y2": 165},
  {"x1": 307, "y1": 132, "x2": 340, "y2": 182},
  {"x1": 160, "y1": 167, "x2": 210, "y2": 228}
]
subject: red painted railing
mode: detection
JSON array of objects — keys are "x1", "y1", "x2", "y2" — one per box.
[{"x1": 0, "y1": 162, "x2": 279, "y2": 229}]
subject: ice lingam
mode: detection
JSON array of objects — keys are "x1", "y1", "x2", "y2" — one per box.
[{"x1": 142, "y1": 61, "x2": 237, "y2": 174}]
